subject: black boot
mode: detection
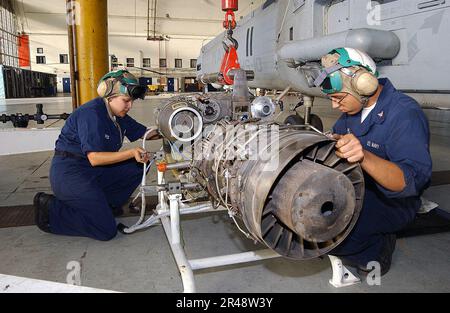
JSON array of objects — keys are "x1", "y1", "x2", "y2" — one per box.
[
  {"x1": 33, "y1": 192, "x2": 54, "y2": 233},
  {"x1": 357, "y1": 234, "x2": 397, "y2": 277}
]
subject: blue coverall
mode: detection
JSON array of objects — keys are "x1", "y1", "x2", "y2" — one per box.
[
  {"x1": 330, "y1": 78, "x2": 432, "y2": 266},
  {"x1": 49, "y1": 97, "x2": 147, "y2": 241}
]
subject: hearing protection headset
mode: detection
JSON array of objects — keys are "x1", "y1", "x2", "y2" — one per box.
[
  {"x1": 315, "y1": 48, "x2": 379, "y2": 97},
  {"x1": 97, "y1": 70, "x2": 147, "y2": 100},
  {"x1": 341, "y1": 67, "x2": 379, "y2": 96}
]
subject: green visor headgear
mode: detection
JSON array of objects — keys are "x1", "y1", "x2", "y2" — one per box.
[
  {"x1": 313, "y1": 48, "x2": 379, "y2": 95},
  {"x1": 97, "y1": 70, "x2": 147, "y2": 100}
]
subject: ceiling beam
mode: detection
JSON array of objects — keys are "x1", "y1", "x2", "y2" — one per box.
[{"x1": 22, "y1": 12, "x2": 223, "y2": 24}]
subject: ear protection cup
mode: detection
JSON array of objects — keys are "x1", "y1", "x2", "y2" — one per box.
[
  {"x1": 97, "y1": 79, "x2": 115, "y2": 98},
  {"x1": 350, "y1": 68, "x2": 379, "y2": 96},
  {"x1": 97, "y1": 70, "x2": 129, "y2": 98},
  {"x1": 97, "y1": 70, "x2": 146, "y2": 100}
]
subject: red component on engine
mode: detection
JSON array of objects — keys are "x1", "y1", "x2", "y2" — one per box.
[
  {"x1": 157, "y1": 162, "x2": 167, "y2": 173},
  {"x1": 219, "y1": 45, "x2": 240, "y2": 85}
]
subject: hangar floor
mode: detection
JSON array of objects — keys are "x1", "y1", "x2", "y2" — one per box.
[{"x1": 0, "y1": 95, "x2": 449, "y2": 293}]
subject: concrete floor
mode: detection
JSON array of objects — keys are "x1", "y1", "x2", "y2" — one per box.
[{"x1": 0, "y1": 95, "x2": 449, "y2": 293}]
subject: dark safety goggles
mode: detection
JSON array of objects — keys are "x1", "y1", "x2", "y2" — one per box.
[
  {"x1": 118, "y1": 76, "x2": 147, "y2": 100},
  {"x1": 124, "y1": 83, "x2": 147, "y2": 100}
]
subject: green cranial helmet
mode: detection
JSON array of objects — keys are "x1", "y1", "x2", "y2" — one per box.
[
  {"x1": 314, "y1": 47, "x2": 379, "y2": 95},
  {"x1": 97, "y1": 70, "x2": 147, "y2": 100}
]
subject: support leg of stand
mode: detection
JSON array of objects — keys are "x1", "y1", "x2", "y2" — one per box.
[
  {"x1": 328, "y1": 255, "x2": 361, "y2": 288},
  {"x1": 161, "y1": 216, "x2": 196, "y2": 293},
  {"x1": 169, "y1": 194, "x2": 182, "y2": 245}
]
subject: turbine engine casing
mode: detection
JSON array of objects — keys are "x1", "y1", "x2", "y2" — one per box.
[
  {"x1": 155, "y1": 96, "x2": 204, "y2": 142},
  {"x1": 192, "y1": 122, "x2": 364, "y2": 260}
]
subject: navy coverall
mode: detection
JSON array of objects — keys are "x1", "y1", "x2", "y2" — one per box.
[
  {"x1": 49, "y1": 97, "x2": 147, "y2": 241},
  {"x1": 330, "y1": 78, "x2": 432, "y2": 266}
]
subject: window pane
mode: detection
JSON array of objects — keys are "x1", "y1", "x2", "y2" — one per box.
[
  {"x1": 160, "y1": 58, "x2": 167, "y2": 68},
  {"x1": 36, "y1": 56, "x2": 46, "y2": 64},
  {"x1": 190, "y1": 59, "x2": 197, "y2": 68},
  {"x1": 175, "y1": 59, "x2": 182, "y2": 68},
  {"x1": 126, "y1": 58, "x2": 134, "y2": 67},
  {"x1": 60, "y1": 54, "x2": 68, "y2": 64},
  {"x1": 143, "y1": 58, "x2": 151, "y2": 67}
]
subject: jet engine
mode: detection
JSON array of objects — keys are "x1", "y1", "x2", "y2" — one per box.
[
  {"x1": 155, "y1": 70, "x2": 364, "y2": 260},
  {"x1": 189, "y1": 121, "x2": 364, "y2": 260}
]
